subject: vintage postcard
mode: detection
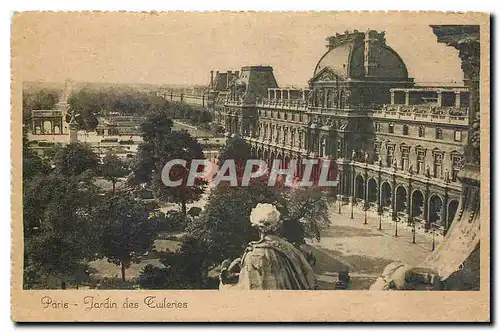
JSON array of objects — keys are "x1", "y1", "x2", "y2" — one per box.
[{"x1": 11, "y1": 12, "x2": 490, "y2": 322}]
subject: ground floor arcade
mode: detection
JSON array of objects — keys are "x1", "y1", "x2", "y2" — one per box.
[{"x1": 246, "y1": 137, "x2": 461, "y2": 234}]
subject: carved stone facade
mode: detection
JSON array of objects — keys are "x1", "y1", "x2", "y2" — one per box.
[
  {"x1": 422, "y1": 25, "x2": 481, "y2": 289},
  {"x1": 209, "y1": 29, "x2": 477, "y2": 236}
]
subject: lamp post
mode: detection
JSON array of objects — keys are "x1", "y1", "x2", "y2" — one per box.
[
  {"x1": 350, "y1": 196, "x2": 354, "y2": 219},
  {"x1": 394, "y1": 216, "x2": 399, "y2": 237},
  {"x1": 363, "y1": 165, "x2": 368, "y2": 225},
  {"x1": 364, "y1": 202, "x2": 368, "y2": 225},
  {"x1": 431, "y1": 227, "x2": 436, "y2": 251},
  {"x1": 378, "y1": 208, "x2": 382, "y2": 230},
  {"x1": 412, "y1": 220, "x2": 416, "y2": 244},
  {"x1": 338, "y1": 194, "x2": 342, "y2": 214}
]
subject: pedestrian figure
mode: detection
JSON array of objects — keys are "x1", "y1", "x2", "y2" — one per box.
[{"x1": 335, "y1": 271, "x2": 351, "y2": 290}]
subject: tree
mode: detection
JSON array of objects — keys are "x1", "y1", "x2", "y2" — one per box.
[
  {"x1": 101, "y1": 152, "x2": 129, "y2": 193},
  {"x1": 218, "y1": 136, "x2": 252, "y2": 165},
  {"x1": 23, "y1": 172, "x2": 102, "y2": 288},
  {"x1": 140, "y1": 109, "x2": 174, "y2": 144},
  {"x1": 138, "y1": 264, "x2": 168, "y2": 289},
  {"x1": 281, "y1": 187, "x2": 331, "y2": 242},
  {"x1": 67, "y1": 89, "x2": 105, "y2": 130},
  {"x1": 153, "y1": 130, "x2": 206, "y2": 216},
  {"x1": 53, "y1": 143, "x2": 99, "y2": 177},
  {"x1": 131, "y1": 110, "x2": 206, "y2": 217},
  {"x1": 22, "y1": 136, "x2": 49, "y2": 181},
  {"x1": 97, "y1": 192, "x2": 157, "y2": 281}
]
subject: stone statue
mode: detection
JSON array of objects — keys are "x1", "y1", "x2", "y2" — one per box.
[
  {"x1": 343, "y1": 89, "x2": 351, "y2": 107},
  {"x1": 392, "y1": 159, "x2": 398, "y2": 170},
  {"x1": 426, "y1": 165, "x2": 431, "y2": 178},
  {"x1": 219, "y1": 204, "x2": 317, "y2": 290},
  {"x1": 377, "y1": 154, "x2": 383, "y2": 166},
  {"x1": 351, "y1": 150, "x2": 356, "y2": 161},
  {"x1": 364, "y1": 151, "x2": 369, "y2": 163},
  {"x1": 320, "y1": 89, "x2": 327, "y2": 107},
  {"x1": 445, "y1": 169, "x2": 450, "y2": 183},
  {"x1": 408, "y1": 163, "x2": 414, "y2": 174},
  {"x1": 308, "y1": 91, "x2": 314, "y2": 106}
]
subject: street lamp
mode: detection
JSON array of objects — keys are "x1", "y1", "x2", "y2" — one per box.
[
  {"x1": 364, "y1": 202, "x2": 368, "y2": 225},
  {"x1": 412, "y1": 220, "x2": 416, "y2": 244},
  {"x1": 350, "y1": 196, "x2": 354, "y2": 219},
  {"x1": 378, "y1": 208, "x2": 382, "y2": 230},
  {"x1": 431, "y1": 227, "x2": 436, "y2": 251},
  {"x1": 394, "y1": 216, "x2": 399, "y2": 237},
  {"x1": 338, "y1": 194, "x2": 342, "y2": 214}
]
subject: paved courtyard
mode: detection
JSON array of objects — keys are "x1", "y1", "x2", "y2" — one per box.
[{"x1": 306, "y1": 204, "x2": 442, "y2": 290}]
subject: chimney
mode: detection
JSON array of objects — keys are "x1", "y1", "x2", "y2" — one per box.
[
  {"x1": 210, "y1": 70, "x2": 214, "y2": 89},
  {"x1": 227, "y1": 70, "x2": 232, "y2": 89}
]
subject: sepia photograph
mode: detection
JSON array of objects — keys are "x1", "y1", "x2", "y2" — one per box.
[{"x1": 10, "y1": 11, "x2": 490, "y2": 322}]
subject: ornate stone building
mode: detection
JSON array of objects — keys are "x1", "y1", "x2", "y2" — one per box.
[{"x1": 209, "y1": 29, "x2": 472, "y2": 235}]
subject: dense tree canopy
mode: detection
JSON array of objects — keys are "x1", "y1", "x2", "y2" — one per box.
[
  {"x1": 100, "y1": 152, "x2": 129, "y2": 193},
  {"x1": 131, "y1": 110, "x2": 206, "y2": 216},
  {"x1": 53, "y1": 143, "x2": 100, "y2": 177},
  {"x1": 218, "y1": 136, "x2": 252, "y2": 177},
  {"x1": 66, "y1": 87, "x2": 212, "y2": 131},
  {"x1": 67, "y1": 88, "x2": 166, "y2": 130},
  {"x1": 22, "y1": 136, "x2": 50, "y2": 181},
  {"x1": 96, "y1": 192, "x2": 157, "y2": 281},
  {"x1": 23, "y1": 171, "x2": 102, "y2": 288},
  {"x1": 23, "y1": 140, "x2": 103, "y2": 288}
]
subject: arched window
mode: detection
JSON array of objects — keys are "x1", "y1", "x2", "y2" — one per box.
[
  {"x1": 454, "y1": 130, "x2": 462, "y2": 141},
  {"x1": 388, "y1": 123, "x2": 394, "y2": 134},
  {"x1": 418, "y1": 125, "x2": 425, "y2": 137},
  {"x1": 403, "y1": 124, "x2": 409, "y2": 135}
]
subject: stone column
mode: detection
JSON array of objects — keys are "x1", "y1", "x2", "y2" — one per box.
[
  {"x1": 455, "y1": 92, "x2": 461, "y2": 108},
  {"x1": 437, "y1": 91, "x2": 443, "y2": 107},
  {"x1": 407, "y1": 177, "x2": 412, "y2": 221},
  {"x1": 391, "y1": 175, "x2": 397, "y2": 221},
  {"x1": 443, "y1": 190, "x2": 449, "y2": 233},
  {"x1": 424, "y1": 185, "x2": 430, "y2": 228}
]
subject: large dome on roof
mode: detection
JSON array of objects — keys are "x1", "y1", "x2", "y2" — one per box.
[{"x1": 312, "y1": 30, "x2": 409, "y2": 81}]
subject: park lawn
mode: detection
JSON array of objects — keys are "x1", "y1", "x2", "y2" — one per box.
[
  {"x1": 88, "y1": 239, "x2": 181, "y2": 280},
  {"x1": 172, "y1": 121, "x2": 212, "y2": 138}
]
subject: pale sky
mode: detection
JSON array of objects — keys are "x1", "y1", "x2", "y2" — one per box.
[{"x1": 13, "y1": 12, "x2": 472, "y2": 87}]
